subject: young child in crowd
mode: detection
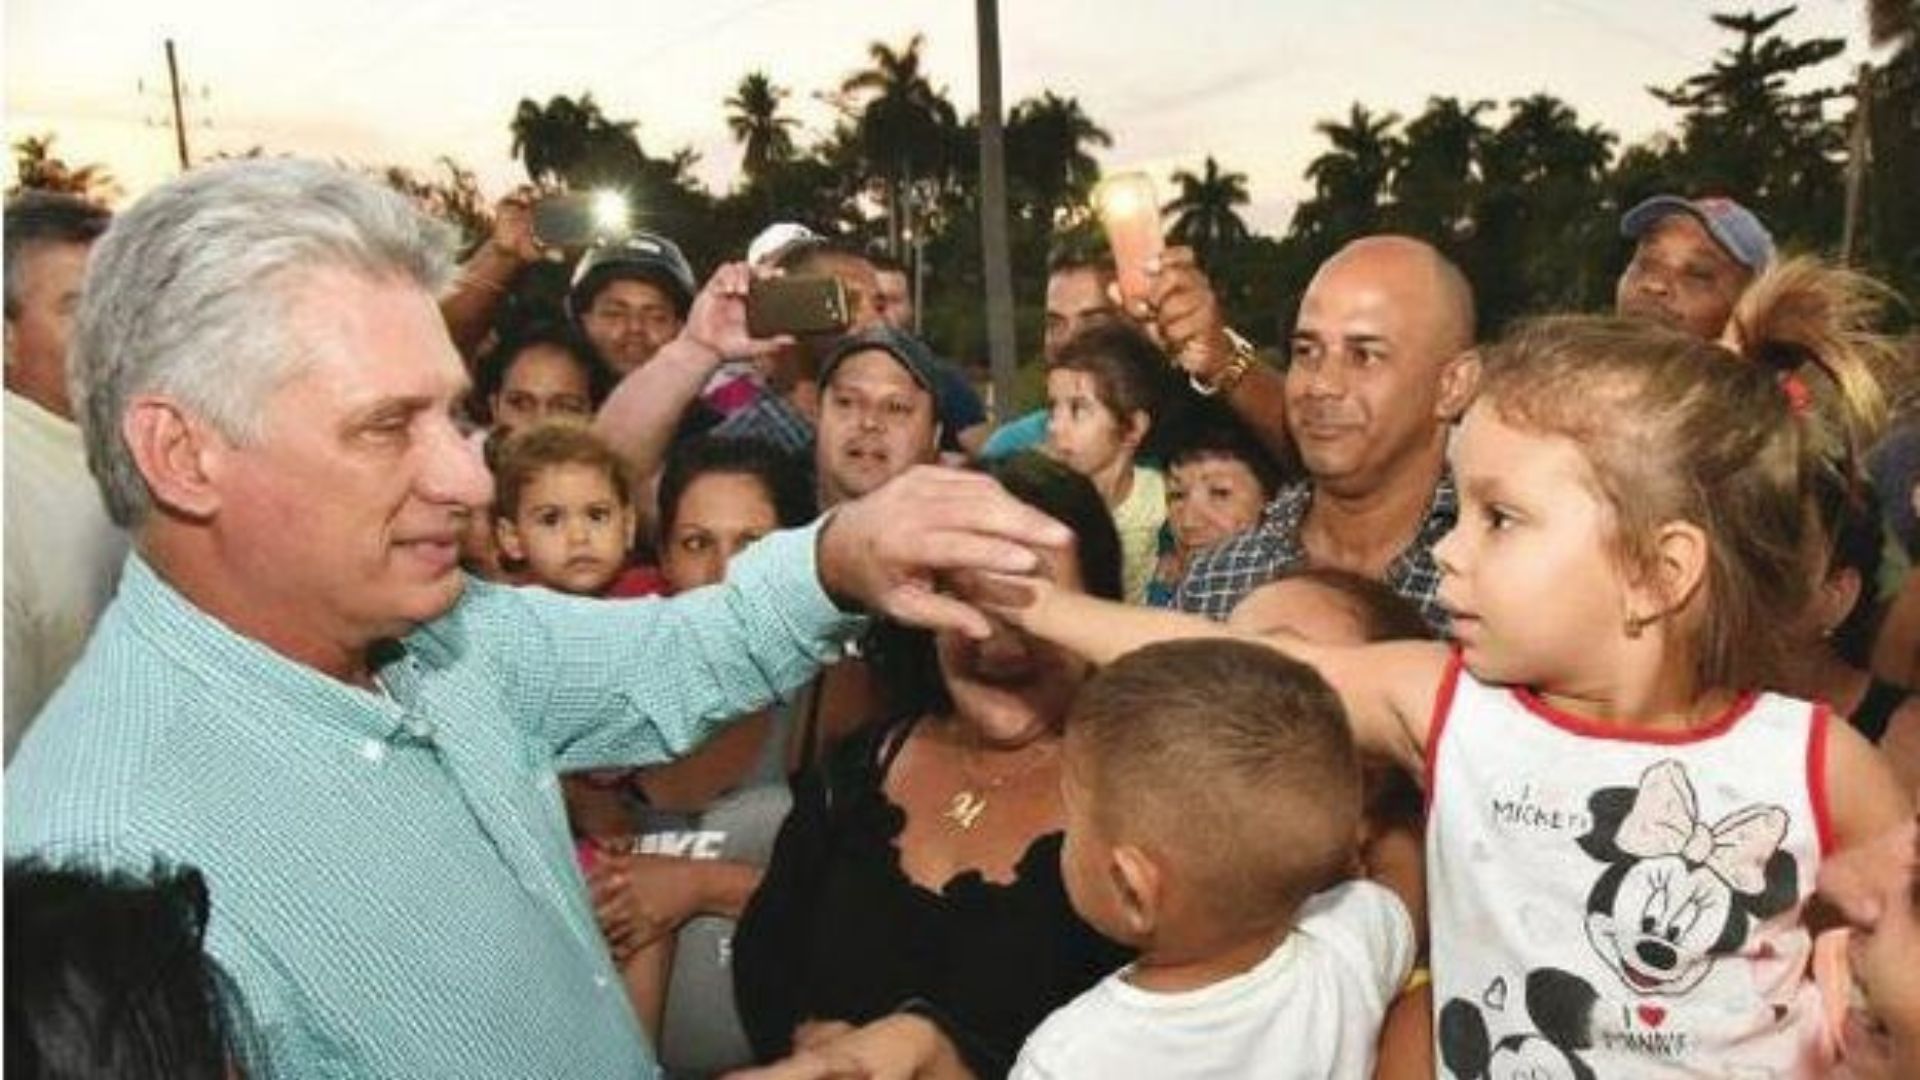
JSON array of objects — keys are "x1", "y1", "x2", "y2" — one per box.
[
  {"x1": 1013, "y1": 639, "x2": 1414, "y2": 1078},
  {"x1": 491, "y1": 422, "x2": 653, "y2": 599},
  {"x1": 1043, "y1": 321, "x2": 1176, "y2": 604},
  {"x1": 993, "y1": 258, "x2": 1914, "y2": 1077},
  {"x1": 1148, "y1": 406, "x2": 1284, "y2": 606}
]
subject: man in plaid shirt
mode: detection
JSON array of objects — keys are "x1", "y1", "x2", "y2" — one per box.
[{"x1": 1172, "y1": 236, "x2": 1478, "y2": 633}]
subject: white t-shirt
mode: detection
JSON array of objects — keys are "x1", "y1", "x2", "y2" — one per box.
[
  {"x1": 4, "y1": 391, "x2": 127, "y2": 758},
  {"x1": 1012, "y1": 880, "x2": 1413, "y2": 1080}
]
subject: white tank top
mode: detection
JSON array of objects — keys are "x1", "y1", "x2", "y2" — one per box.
[{"x1": 1425, "y1": 652, "x2": 1832, "y2": 1079}]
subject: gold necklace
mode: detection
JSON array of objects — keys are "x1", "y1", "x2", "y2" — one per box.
[{"x1": 942, "y1": 729, "x2": 1059, "y2": 832}]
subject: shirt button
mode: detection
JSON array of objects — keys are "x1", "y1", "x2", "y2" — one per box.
[
  {"x1": 359, "y1": 739, "x2": 386, "y2": 763},
  {"x1": 594, "y1": 974, "x2": 612, "y2": 990}
]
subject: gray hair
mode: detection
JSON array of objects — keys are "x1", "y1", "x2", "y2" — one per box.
[
  {"x1": 71, "y1": 159, "x2": 456, "y2": 527},
  {"x1": 4, "y1": 191, "x2": 111, "y2": 319}
]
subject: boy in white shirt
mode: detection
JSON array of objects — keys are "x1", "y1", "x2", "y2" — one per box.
[{"x1": 1015, "y1": 639, "x2": 1414, "y2": 1079}]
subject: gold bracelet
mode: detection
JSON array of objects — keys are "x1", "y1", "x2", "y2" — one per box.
[{"x1": 1189, "y1": 328, "x2": 1257, "y2": 397}]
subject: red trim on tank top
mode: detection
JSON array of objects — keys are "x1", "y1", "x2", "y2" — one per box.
[
  {"x1": 1422, "y1": 648, "x2": 1466, "y2": 814},
  {"x1": 1509, "y1": 685, "x2": 1760, "y2": 744},
  {"x1": 1807, "y1": 703, "x2": 1834, "y2": 859}
]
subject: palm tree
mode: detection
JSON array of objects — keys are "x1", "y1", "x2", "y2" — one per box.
[
  {"x1": 1301, "y1": 104, "x2": 1400, "y2": 233},
  {"x1": 726, "y1": 72, "x2": 799, "y2": 185},
  {"x1": 1164, "y1": 156, "x2": 1251, "y2": 265},
  {"x1": 1390, "y1": 97, "x2": 1493, "y2": 240},
  {"x1": 1006, "y1": 92, "x2": 1111, "y2": 229},
  {"x1": 839, "y1": 34, "x2": 959, "y2": 253},
  {"x1": 509, "y1": 93, "x2": 645, "y2": 190},
  {"x1": 8, "y1": 134, "x2": 116, "y2": 202}
]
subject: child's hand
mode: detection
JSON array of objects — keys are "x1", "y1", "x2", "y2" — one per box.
[{"x1": 587, "y1": 852, "x2": 710, "y2": 959}]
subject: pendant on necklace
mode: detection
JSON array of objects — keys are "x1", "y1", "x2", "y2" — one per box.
[{"x1": 945, "y1": 790, "x2": 987, "y2": 830}]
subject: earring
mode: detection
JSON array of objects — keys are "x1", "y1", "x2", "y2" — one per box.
[{"x1": 1623, "y1": 613, "x2": 1650, "y2": 639}]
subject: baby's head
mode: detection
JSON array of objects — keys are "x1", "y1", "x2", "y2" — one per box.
[
  {"x1": 1060, "y1": 639, "x2": 1360, "y2": 952},
  {"x1": 491, "y1": 423, "x2": 636, "y2": 596}
]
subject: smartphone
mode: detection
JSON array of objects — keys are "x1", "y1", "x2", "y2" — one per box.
[
  {"x1": 533, "y1": 192, "x2": 629, "y2": 248},
  {"x1": 747, "y1": 275, "x2": 851, "y2": 338},
  {"x1": 1093, "y1": 172, "x2": 1165, "y2": 307}
]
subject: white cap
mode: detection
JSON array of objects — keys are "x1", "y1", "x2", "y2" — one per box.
[{"x1": 747, "y1": 222, "x2": 822, "y2": 269}]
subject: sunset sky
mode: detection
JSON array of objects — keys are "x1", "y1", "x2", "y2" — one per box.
[{"x1": 5, "y1": 0, "x2": 1885, "y2": 233}]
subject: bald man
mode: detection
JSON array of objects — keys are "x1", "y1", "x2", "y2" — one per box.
[{"x1": 1174, "y1": 236, "x2": 1480, "y2": 629}]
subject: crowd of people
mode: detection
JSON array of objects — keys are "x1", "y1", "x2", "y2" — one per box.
[{"x1": 3, "y1": 156, "x2": 1918, "y2": 1080}]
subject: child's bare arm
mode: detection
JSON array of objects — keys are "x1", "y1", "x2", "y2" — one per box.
[
  {"x1": 1001, "y1": 579, "x2": 1448, "y2": 773},
  {"x1": 1825, "y1": 718, "x2": 1916, "y2": 856}
]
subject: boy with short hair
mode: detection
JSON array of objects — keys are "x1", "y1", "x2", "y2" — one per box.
[{"x1": 1015, "y1": 639, "x2": 1413, "y2": 1078}]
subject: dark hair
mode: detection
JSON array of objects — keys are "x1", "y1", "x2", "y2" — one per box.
[
  {"x1": 1048, "y1": 321, "x2": 1179, "y2": 456},
  {"x1": 868, "y1": 453, "x2": 1123, "y2": 718},
  {"x1": 1045, "y1": 246, "x2": 1115, "y2": 280},
  {"x1": 470, "y1": 319, "x2": 615, "y2": 427},
  {"x1": 491, "y1": 422, "x2": 632, "y2": 523},
  {"x1": 1161, "y1": 399, "x2": 1286, "y2": 498},
  {"x1": 657, "y1": 436, "x2": 815, "y2": 537},
  {"x1": 4, "y1": 191, "x2": 111, "y2": 319},
  {"x1": 866, "y1": 250, "x2": 907, "y2": 276},
  {"x1": 5, "y1": 859, "x2": 266, "y2": 1080},
  {"x1": 1269, "y1": 566, "x2": 1435, "y2": 644},
  {"x1": 1811, "y1": 465, "x2": 1887, "y2": 668},
  {"x1": 1070, "y1": 640, "x2": 1360, "y2": 928}
]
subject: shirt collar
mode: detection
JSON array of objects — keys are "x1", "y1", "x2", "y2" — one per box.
[{"x1": 117, "y1": 552, "x2": 423, "y2": 744}]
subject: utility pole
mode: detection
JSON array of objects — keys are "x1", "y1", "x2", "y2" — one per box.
[
  {"x1": 975, "y1": 0, "x2": 1018, "y2": 418},
  {"x1": 166, "y1": 39, "x2": 191, "y2": 171},
  {"x1": 1840, "y1": 62, "x2": 1872, "y2": 265}
]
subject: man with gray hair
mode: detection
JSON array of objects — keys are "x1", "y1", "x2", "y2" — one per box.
[
  {"x1": 3, "y1": 159, "x2": 1068, "y2": 1078},
  {"x1": 4, "y1": 191, "x2": 125, "y2": 757}
]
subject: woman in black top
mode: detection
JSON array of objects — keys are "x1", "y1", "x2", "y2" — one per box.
[
  {"x1": 732, "y1": 455, "x2": 1132, "y2": 1079},
  {"x1": 1788, "y1": 468, "x2": 1918, "y2": 791}
]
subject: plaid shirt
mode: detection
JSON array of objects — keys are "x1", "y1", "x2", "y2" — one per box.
[
  {"x1": 712, "y1": 393, "x2": 816, "y2": 456},
  {"x1": 1172, "y1": 471, "x2": 1458, "y2": 633}
]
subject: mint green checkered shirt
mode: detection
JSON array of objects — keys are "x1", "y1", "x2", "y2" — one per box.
[{"x1": 6, "y1": 522, "x2": 858, "y2": 1078}]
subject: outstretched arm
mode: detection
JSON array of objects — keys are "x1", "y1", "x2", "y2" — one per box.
[
  {"x1": 594, "y1": 262, "x2": 789, "y2": 499},
  {"x1": 990, "y1": 577, "x2": 1446, "y2": 773}
]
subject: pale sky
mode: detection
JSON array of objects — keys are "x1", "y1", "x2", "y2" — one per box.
[{"x1": 4, "y1": 0, "x2": 1886, "y2": 234}]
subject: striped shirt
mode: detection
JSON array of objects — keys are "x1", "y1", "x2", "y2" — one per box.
[
  {"x1": 1172, "y1": 472, "x2": 1457, "y2": 633},
  {"x1": 5, "y1": 522, "x2": 860, "y2": 1079}
]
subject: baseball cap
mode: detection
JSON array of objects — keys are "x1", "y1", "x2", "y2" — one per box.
[
  {"x1": 1620, "y1": 195, "x2": 1776, "y2": 271},
  {"x1": 568, "y1": 231, "x2": 698, "y2": 319},
  {"x1": 747, "y1": 222, "x2": 823, "y2": 269},
  {"x1": 819, "y1": 325, "x2": 941, "y2": 400}
]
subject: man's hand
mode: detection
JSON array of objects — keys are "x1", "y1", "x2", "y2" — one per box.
[
  {"x1": 683, "y1": 263, "x2": 793, "y2": 362},
  {"x1": 1142, "y1": 246, "x2": 1235, "y2": 382},
  {"x1": 817, "y1": 467, "x2": 1072, "y2": 640},
  {"x1": 1820, "y1": 814, "x2": 1920, "y2": 1060},
  {"x1": 724, "y1": 1014, "x2": 968, "y2": 1080},
  {"x1": 485, "y1": 187, "x2": 546, "y2": 265}
]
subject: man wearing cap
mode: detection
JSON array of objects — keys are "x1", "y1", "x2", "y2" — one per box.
[
  {"x1": 571, "y1": 232, "x2": 699, "y2": 375},
  {"x1": 1616, "y1": 194, "x2": 1775, "y2": 341},
  {"x1": 815, "y1": 325, "x2": 945, "y2": 506}
]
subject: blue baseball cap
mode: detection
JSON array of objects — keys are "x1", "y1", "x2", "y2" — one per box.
[{"x1": 1620, "y1": 195, "x2": 1776, "y2": 271}]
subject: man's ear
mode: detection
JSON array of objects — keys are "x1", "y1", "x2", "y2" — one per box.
[
  {"x1": 1435, "y1": 347, "x2": 1482, "y2": 423},
  {"x1": 120, "y1": 396, "x2": 223, "y2": 520},
  {"x1": 1630, "y1": 520, "x2": 1711, "y2": 630},
  {"x1": 495, "y1": 517, "x2": 526, "y2": 563},
  {"x1": 1111, "y1": 842, "x2": 1164, "y2": 940}
]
